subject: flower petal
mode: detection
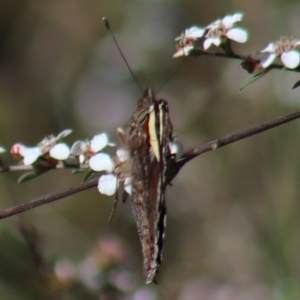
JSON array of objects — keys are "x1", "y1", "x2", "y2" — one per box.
[
  {"x1": 226, "y1": 28, "x2": 248, "y2": 43},
  {"x1": 89, "y1": 153, "x2": 114, "y2": 172},
  {"x1": 23, "y1": 152, "x2": 41, "y2": 165},
  {"x1": 260, "y1": 53, "x2": 277, "y2": 68},
  {"x1": 70, "y1": 141, "x2": 88, "y2": 156},
  {"x1": 260, "y1": 43, "x2": 275, "y2": 53},
  {"x1": 98, "y1": 174, "x2": 118, "y2": 196},
  {"x1": 175, "y1": 26, "x2": 205, "y2": 41},
  {"x1": 222, "y1": 13, "x2": 243, "y2": 27},
  {"x1": 19, "y1": 146, "x2": 42, "y2": 166},
  {"x1": 169, "y1": 141, "x2": 184, "y2": 160},
  {"x1": 281, "y1": 51, "x2": 300, "y2": 69},
  {"x1": 185, "y1": 26, "x2": 205, "y2": 39},
  {"x1": 173, "y1": 45, "x2": 194, "y2": 57},
  {"x1": 50, "y1": 143, "x2": 70, "y2": 160},
  {"x1": 294, "y1": 40, "x2": 300, "y2": 47},
  {"x1": 116, "y1": 148, "x2": 129, "y2": 162},
  {"x1": 124, "y1": 177, "x2": 132, "y2": 195},
  {"x1": 56, "y1": 129, "x2": 72, "y2": 140},
  {"x1": 79, "y1": 154, "x2": 85, "y2": 164},
  {"x1": 203, "y1": 37, "x2": 221, "y2": 50},
  {"x1": 90, "y1": 133, "x2": 108, "y2": 153},
  {"x1": 206, "y1": 19, "x2": 221, "y2": 30}
]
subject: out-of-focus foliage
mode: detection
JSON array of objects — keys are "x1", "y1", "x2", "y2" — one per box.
[{"x1": 0, "y1": 0, "x2": 300, "y2": 299}]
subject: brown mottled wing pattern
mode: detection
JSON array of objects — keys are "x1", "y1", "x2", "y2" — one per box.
[{"x1": 126, "y1": 87, "x2": 173, "y2": 284}]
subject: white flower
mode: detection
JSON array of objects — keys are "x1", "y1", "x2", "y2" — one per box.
[
  {"x1": 49, "y1": 143, "x2": 70, "y2": 160},
  {"x1": 203, "y1": 13, "x2": 247, "y2": 50},
  {"x1": 90, "y1": 133, "x2": 115, "y2": 152},
  {"x1": 0, "y1": 147, "x2": 5, "y2": 153},
  {"x1": 173, "y1": 13, "x2": 248, "y2": 57},
  {"x1": 70, "y1": 132, "x2": 115, "y2": 163},
  {"x1": 175, "y1": 26, "x2": 205, "y2": 42},
  {"x1": 11, "y1": 129, "x2": 72, "y2": 165},
  {"x1": 70, "y1": 141, "x2": 89, "y2": 163},
  {"x1": 18, "y1": 145, "x2": 42, "y2": 165},
  {"x1": 98, "y1": 174, "x2": 118, "y2": 196},
  {"x1": 89, "y1": 153, "x2": 114, "y2": 172},
  {"x1": 91, "y1": 148, "x2": 132, "y2": 197},
  {"x1": 174, "y1": 26, "x2": 205, "y2": 58},
  {"x1": 38, "y1": 129, "x2": 71, "y2": 160},
  {"x1": 260, "y1": 37, "x2": 300, "y2": 69}
]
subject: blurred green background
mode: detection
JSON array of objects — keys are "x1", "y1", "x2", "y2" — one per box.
[{"x1": 0, "y1": 0, "x2": 300, "y2": 299}]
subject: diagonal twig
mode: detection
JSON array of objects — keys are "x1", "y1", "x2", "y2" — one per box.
[{"x1": 167, "y1": 109, "x2": 300, "y2": 182}]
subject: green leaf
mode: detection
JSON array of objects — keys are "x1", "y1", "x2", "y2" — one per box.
[
  {"x1": 240, "y1": 70, "x2": 270, "y2": 92},
  {"x1": 84, "y1": 170, "x2": 95, "y2": 182},
  {"x1": 18, "y1": 171, "x2": 48, "y2": 184},
  {"x1": 292, "y1": 80, "x2": 300, "y2": 89}
]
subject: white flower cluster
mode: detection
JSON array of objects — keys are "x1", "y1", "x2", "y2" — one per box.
[
  {"x1": 174, "y1": 13, "x2": 248, "y2": 57},
  {"x1": 70, "y1": 133, "x2": 115, "y2": 165},
  {"x1": 6, "y1": 129, "x2": 185, "y2": 199},
  {"x1": 9, "y1": 130, "x2": 130, "y2": 197},
  {"x1": 174, "y1": 12, "x2": 300, "y2": 70},
  {"x1": 260, "y1": 37, "x2": 300, "y2": 69},
  {"x1": 11, "y1": 129, "x2": 72, "y2": 166},
  {"x1": 70, "y1": 133, "x2": 131, "y2": 197}
]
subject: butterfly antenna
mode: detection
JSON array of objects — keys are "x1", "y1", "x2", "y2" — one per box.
[
  {"x1": 155, "y1": 57, "x2": 188, "y2": 95},
  {"x1": 102, "y1": 17, "x2": 144, "y2": 95},
  {"x1": 156, "y1": 28, "x2": 209, "y2": 95}
]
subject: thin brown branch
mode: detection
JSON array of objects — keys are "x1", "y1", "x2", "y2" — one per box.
[
  {"x1": 1, "y1": 109, "x2": 300, "y2": 220},
  {"x1": 0, "y1": 178, "x2": 98, "y2": 219},
  {"x1": 187, "y1": 109, "x2": 300, "y2": 155},
  {"x1": 167, "y1": 109, "x2": 300, "y2": 182},
  {"x1": 191, "y1": 49, "x2": 300, "y2": 73}
]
